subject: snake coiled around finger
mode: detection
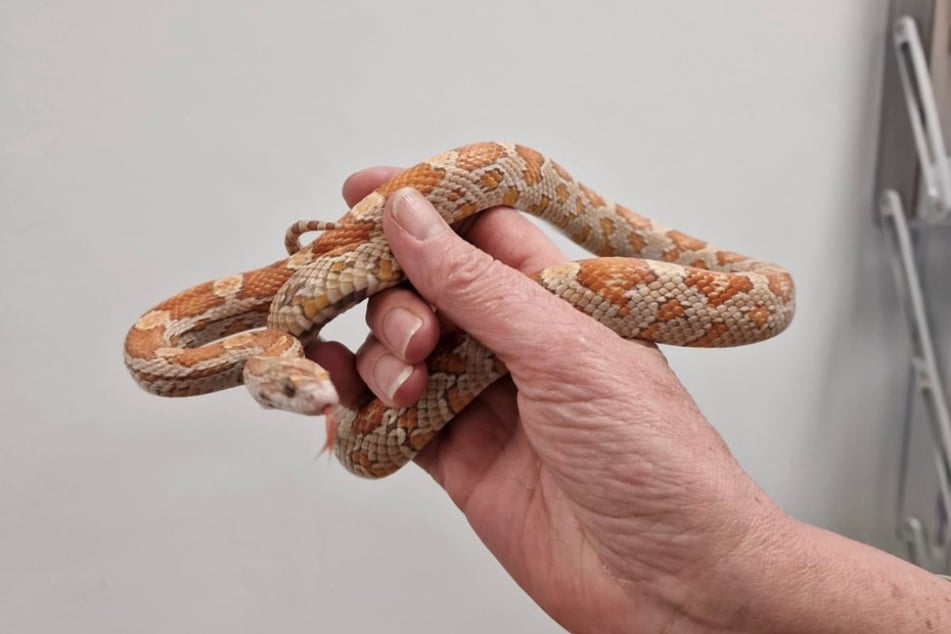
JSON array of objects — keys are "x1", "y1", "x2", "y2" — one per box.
[{"x1": 123, "y1": 142, "x2": 795, "y2": 478}]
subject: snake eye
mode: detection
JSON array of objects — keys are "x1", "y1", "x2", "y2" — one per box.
[{"x1": 282, "y1": 381, "x2": 296, "y2": 398}]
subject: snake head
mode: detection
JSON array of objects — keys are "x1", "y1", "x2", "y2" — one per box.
[{"x1": 242, "y1": 356, "x2": 339, "y2": 416}]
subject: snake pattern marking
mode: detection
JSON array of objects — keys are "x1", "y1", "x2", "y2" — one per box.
[{"x1": 123, "y1": 142, "x2": 795, "y2": 478}]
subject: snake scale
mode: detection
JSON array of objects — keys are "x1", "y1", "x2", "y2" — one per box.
[{"x1": 123, "y1": 142, "x2": 795, "y2": 478}]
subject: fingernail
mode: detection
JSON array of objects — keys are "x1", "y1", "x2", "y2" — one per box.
[
  {"x1": 392, "y1": 188, "x2": 445, "y2": 240},
  {"x1": 373, "y1": 353, "x2": 413, "y2": 402},
  {"x1": 383, "y1": 307, "x2": 423, "y2": 359}
]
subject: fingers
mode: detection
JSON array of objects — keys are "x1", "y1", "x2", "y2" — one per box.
[
  {"x1": 305, "y1": 289, "x2": 439, "y2": 409},
  {"x1": 357, "y1": 287, "x2": 440, "y2": 407},
  {"x1": 353, "y1": 336, "x2": 429, "y2": 408},
  {"x1": 335, "y1": 165, "x2": 441, "y2": 408},
  {"x1": 304, "y1": 340, "x2": 365, "y2": 407},
  {"x1": 381, "y1": 188, "x2": 597, "y2": 375},
  {"x1": 339, "y1": 167, "x2": 573, "y2": 407},
  {"x1": 364, "y1": 287, "x2": 439, "y2": 363},
  {"x1": 464, "y1": 206, "x2": 566, "y2": 274},
  {"x1": 342, "y1": 166, "x2": 404, "y2": 207}
]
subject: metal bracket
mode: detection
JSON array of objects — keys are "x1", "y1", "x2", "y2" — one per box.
[
  {"x1": 882, "y1": 191, "x2": 951, "y2": 572},
  {"x1": 894, "y1": 17, "x2": 951, "y2": 218},
  {"x1": 880, "y1": 4, "x2": 951, "y2": 573}
]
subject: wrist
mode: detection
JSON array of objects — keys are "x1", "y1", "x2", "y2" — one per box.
[
  {"x1": 641, "y1": 486, "x2": 796, "y2": 632},
  {"x1": 669, "y1": 506, "x2": 951, "y2": 633}
]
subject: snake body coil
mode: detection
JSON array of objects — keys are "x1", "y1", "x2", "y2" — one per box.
[{"x1": 124, "y1": 142, "x2": 795, "y2": 478}]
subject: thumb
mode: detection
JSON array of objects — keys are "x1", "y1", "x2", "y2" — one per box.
[{"x1": 382, "y1": 187, "x2": 598, "y2": 374}]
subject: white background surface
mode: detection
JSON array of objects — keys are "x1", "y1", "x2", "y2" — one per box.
[{"x1": 2, "y1": 1, "x2": 907, "y2": 631}]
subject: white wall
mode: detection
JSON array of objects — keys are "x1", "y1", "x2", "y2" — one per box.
[{"x1": 1, "y1": 1, "x2": 903, "y2": 631}]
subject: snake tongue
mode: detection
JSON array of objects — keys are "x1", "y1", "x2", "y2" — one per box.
[{"x1": 321, "y1": 404, "x2": 337, "y2": 453}]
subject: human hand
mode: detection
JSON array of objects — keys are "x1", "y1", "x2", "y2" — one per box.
[
  {"x1": 308, "y1": 167, "x2": 951, "y2": 633},
  {"x1": 308, "y1": 165, "x2": 788, "y2": 631}
]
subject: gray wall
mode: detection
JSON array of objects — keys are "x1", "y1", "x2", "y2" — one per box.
[{"x1": 1, "y1": 1, "x2": 904, "y2": 631}]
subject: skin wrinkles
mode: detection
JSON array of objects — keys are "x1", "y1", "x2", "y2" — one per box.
[
  {"x1": 314, "y1": 163, "x2": 951, "y2": 633},
  {"x1": 338, "y1": 163, "x2": 764, "y2": 616},
  {"x1": 480, "y1": 465, "x2": 632, "y2": 631}
]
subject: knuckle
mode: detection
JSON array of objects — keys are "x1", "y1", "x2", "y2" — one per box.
[
  {"x1": 354, "y1": 335, "x2": 382, "y2": 367},
  {"x1": 440, "y1": 250, "x2": 504, "y2": 300}
]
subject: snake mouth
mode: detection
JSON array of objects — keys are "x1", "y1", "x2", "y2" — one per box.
[{"x1": 243, "y1": 357, "x2": 340, "y2": 416}]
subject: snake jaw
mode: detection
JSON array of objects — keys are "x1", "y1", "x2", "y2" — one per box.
[{"x1": 243, "y1": 357, "x2": 339, "y2": 416}]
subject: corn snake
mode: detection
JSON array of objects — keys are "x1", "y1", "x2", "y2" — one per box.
[{"x1": 123, "y1": 141, "x2": 795, "y2": 478}]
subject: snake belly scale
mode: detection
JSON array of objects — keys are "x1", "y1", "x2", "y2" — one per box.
[{"x1": 123, "y1": 142, "x2": 795, "y2": 478}]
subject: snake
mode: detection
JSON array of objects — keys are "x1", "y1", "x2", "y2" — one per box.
[{"x1": 123, "y1": 142, "x2": 795, "y2": 478}]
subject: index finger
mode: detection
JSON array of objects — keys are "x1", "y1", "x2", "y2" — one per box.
[
  {"x1": 342, "y1": 166, "x2": 404, "y2": 207},
  {"x1": 462, "y1": 206, "x2": 567, "y2": 275}
]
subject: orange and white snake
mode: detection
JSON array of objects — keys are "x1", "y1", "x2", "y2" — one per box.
[{"x1": 123, "y1": 142, "x2": 795, "y2": 478}]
